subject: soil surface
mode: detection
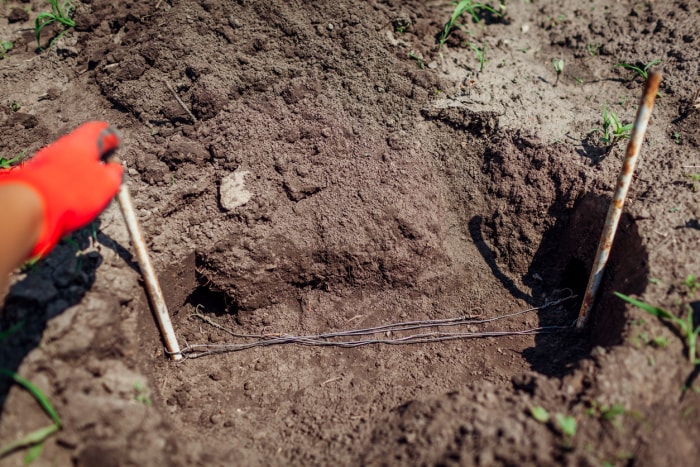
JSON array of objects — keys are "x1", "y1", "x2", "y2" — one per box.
[{"x1": 1, "y1": 0, "x2": 699, "y2": 466}]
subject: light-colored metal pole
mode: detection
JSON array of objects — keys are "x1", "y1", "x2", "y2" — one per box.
[
  {"x1": 116, "y1": 182, "x2": 183, "y2": 360},
  {"x1": 576, "y1": 72, "x2": 661, "y2": 328}
]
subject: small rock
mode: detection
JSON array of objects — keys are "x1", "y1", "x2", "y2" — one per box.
[
  {"x1": 521, "y1": 24, "x2": 530, "y2": 33},
  {"x1": 220, "y1": 169, "x2": 253, "y2": 211},
  {"x1": 327, "y1": 23, "x2": 334, "y2": 31}
]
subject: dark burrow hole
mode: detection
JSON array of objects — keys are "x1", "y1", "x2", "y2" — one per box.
[
  {"x1": 160, "y1": 252, "x2": 236, "y2": 317},
  {"x1": 560, "y1": 258, "x2": 588, "y2": 301},
  {"x1": 521, "y1": 194, "x2": 649, "y2": 377},
  {"x1": 185, "y1": 285, "x2": 231, "y2": 316}
]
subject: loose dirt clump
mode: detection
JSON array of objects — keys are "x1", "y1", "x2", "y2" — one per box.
[{"x1": 1, "y1": 1, "x2": 699, "y2": 466}]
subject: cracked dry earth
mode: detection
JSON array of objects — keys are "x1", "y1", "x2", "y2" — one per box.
[{"x1": 1, "y1": 0, "x2": 700, "y2": 466}]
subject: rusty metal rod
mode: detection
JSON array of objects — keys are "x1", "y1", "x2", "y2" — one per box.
[
  {"x1": 576, "y1": 72, "x2": 661, "y2": 328},
  {"x1": 116, "y1": 182, "x2": 183, "y2": 360}
]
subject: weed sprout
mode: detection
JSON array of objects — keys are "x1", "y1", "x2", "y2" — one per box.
[
  {"x1": 552, "y1": 58, "x2": 564, "y2": 86},
  {"x1": 593, "y1": 103, "x2": 632, "y2": 146},
  {"x1": 469, "y1": 42, "x2": 487, "y2": 72},
  {"x1": 614, "y1": 59, "x2": 662, "y2": 80},
  {"x1": 35, "y1": 0, "x2": 76, "y2": 50},
  {"x1": 0, "y1": 41, "x2": 12, "y2": 59},
  {"x1": 439, "y1": 0, "x2": 500, "y2": 47}
]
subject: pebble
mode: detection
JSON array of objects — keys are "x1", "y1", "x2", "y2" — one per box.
[{"x1": 220, "y1": 169, "x2": 253, "y2": 211}]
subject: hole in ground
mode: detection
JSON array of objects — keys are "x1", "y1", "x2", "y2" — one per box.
[
  {"x1": 185, "y1": 284, "x2": 232, "y2": 316},
  {"x1": 521, "y1": 193, "x2": 648, "y2": 376}
]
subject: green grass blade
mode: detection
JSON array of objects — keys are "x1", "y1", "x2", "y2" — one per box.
[
  {"x1": 620, "y1": 123, "x2": 634, "y2": 132},
  {"x1": 644, "y1": 59, "x2": 662, "y2": 71},
  {"x1": 0, "y1": 369, "x2": 61, "y2": 426},
  {"x1": 35, "y1": 14, "x2": 56, "y2": 47},
  {"x1": 23, "y1": 441, "x2": 44, "y2": 465},
  {"x1": 615, "y1": 292, "x2": 687, "y2": 331},
  {"x1": 0, "y1": 321, "x2": 25, "y2": 341},
  {"x1": 0, "y1": 424, "x2": 58, "y2": 458},
  {"x1": 615, "y1": 292, "x2": 671, "y2": 320}
]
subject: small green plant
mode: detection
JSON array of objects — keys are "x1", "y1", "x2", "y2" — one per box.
[
  {"x1": 552, "y1": 58, "x2": 564, "y2": 86},
  {"x1": 585, "y1": 401, "x2": 627, "y2": 429},
  {"x1": 555, "y1": 413, "x2": 577, "y2": 438},
  {"x1": 469, "y1": 42, "x2": 487, "y2": 72},
  {"x1": 530, "y1": 406, "x2": 550, "y2": 423},
  {"x1": 651, "y1": 335, "x2": 669, "y2": 348},
  {"x1": 530, "y1": 407, "x2": 576, "y2": 446},
  {"x1": 408, "y1": 51, "x2": 424, "y2": 69},
  {"x1": 439, "y1": 0, "x2": 500, "y2": 46},
  {"x1": 133, "y1": 381, "x2": 152, "y2": 406},
  {"x1": 614, "y1": 59, "x2": 662, "y2": 80},
  {"x1": 9, "y1": 101, "x2": 20, "y2": 112},
  {"x1": 586, "y1": 42, "x2": 600, "y2": 57},
  {"x1": 593, "y1": 103, "x2": 632, "y2": 145},
  {"x1": 35, "y1": 0, "x2": 76, "y2": 50},
  {"x1": 616, "y1": 292, "x2": 700, "y2": 364},
  {"x1": 393, "y1": 18, "x2": 410, "y2": 34},
  {"x1": 0, "y1": 41, "x2": 12, "y2": 59},
  {"x1": 0, "y1": 325, "x2": 62, "y2": 463},
  {"x1": 0, "y1": 150, "x2": 26, "y2": 169},
  {"x1": 684, "y1": 274, "x2": 700, "y2": 295},
  {"x1": 672, "y1": 132, "x2": 682, "y2": 144}
]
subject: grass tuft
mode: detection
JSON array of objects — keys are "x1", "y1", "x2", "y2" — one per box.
[
  {"x1": 439, "y1": 0, "x2": 500, "y2": 47},
  {"x1": 0, "y1": 150, "x2": 27, "y2": 170},
  {"x1": 615, "y1": 291, "x2": 700, "y2": 364},
  {"x1": 614, "y1": 59, "x2": 662, "y2": 81},
  {"x1": 592, "y1": 103, "x2": 632, "y2": 146},
  {"x1": 35, "y1": 0, "x2": 76, "y2": 50}
]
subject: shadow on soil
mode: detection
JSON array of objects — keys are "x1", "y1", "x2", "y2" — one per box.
[
  {"x1": 0, "y1": 223, "x2": 132, "y2": 417},
  {"x1": 0, "y1": 244, "x2": 98, "y2": 415},
  {"x1": 471, "y1": 193, "x2": 649, "y2": 378},
  {"x1": 525, "y1": 193, "x2": 648, "y2": 377}
]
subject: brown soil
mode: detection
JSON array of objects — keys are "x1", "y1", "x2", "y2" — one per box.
[{"x1": 1, "y1": 1, "x2": 699, "y2": 466}]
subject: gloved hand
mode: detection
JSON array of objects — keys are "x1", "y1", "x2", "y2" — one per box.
[{"x1": 0, "y1": 121, "x2": 123, "y2": 258}]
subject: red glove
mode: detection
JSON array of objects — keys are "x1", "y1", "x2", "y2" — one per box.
[{"x1": 0, "y1": 121, "x2": 123, "y2": 258}]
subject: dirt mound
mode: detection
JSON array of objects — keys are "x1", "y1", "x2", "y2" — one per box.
[{"x1": 1, "y1": 0, "x2": 699, "y2": 466}]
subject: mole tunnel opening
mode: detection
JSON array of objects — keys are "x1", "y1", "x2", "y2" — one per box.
[
  {"x1": 560, "y1": 258, "x2": 588, "y2": 307},
  {"x1": 160, "y1": 251, "x2": 236, "y2": 317},
  {"x1": 519, "y1": 194, "x2": 649, "y2": 376},
  {"x1": 185, "y1": 285, "x2": 231, "y2": 316}
]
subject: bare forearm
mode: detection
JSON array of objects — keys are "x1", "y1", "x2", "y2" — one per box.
[{"x1": 0, "y1": 183, "x2": 43, "y2": 292}]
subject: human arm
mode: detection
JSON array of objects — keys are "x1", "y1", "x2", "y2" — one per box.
[
  {"x1": 0, "y1": 184, "x2": 43, "y2": 291},
  {"x1": 0, "y1": 122, "x2": 123, "y2": 292}
]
